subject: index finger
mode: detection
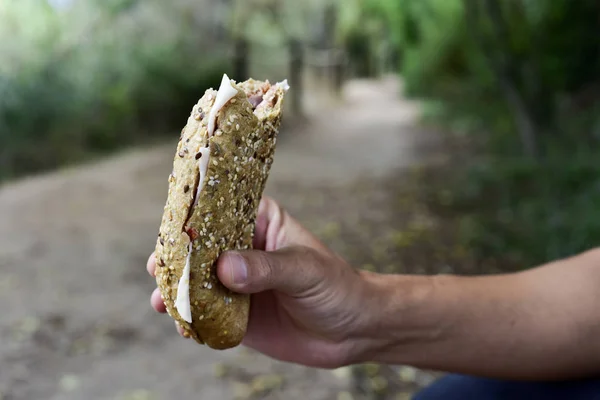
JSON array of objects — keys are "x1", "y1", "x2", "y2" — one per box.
[{"x1": 253, "y1": 196, "x2": 329, "y2": 253}]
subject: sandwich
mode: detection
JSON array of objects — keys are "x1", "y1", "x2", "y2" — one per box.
[{"x1": 155, "y1": 74, "x2": 289, "y2": 349}]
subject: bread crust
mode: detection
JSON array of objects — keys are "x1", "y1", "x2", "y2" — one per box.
[{"x1": 155, "y1": 78, "x2": 286, "y2": 349}]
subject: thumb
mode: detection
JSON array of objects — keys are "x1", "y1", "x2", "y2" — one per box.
[{"x1": 217, "y1": 246, "x2": 325, "y2": 296}]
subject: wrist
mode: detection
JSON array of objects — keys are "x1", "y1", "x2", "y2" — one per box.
[{"x1": 351, "y1": 270, "x2": 449, "y2": 365}]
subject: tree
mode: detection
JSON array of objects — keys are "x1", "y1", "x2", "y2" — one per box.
[
  {"x1": 464, "y1": 0, "x2": 539, "y2": 158},
  {"x1": 371, "y1": 0, "x2": 600, "y2": 158}
]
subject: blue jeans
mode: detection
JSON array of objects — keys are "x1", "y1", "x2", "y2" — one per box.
[{"x1": 413, "y1": 374, "x2": 600, "y2": 400}]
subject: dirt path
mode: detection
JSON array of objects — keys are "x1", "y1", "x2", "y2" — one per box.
[{"x1": 0, "y1": 77, "x2": 440, "y2": 400}]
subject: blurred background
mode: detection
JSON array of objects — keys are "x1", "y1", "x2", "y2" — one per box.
[{"x1": 0, "y1": 0, "x2": 598, "y2": 399}]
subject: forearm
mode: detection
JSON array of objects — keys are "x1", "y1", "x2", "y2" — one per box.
[{"x1": 359, "y1": 249, "x2": 600, "y2": 380}]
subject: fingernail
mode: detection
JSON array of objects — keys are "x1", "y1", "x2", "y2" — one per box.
[{"x1": 229, "y1": 253, "x2": 248, "y2": 285}]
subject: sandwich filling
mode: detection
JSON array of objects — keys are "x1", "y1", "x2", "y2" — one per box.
[
  {"x1": 174, "y1": 74, "x2": 289, "y2": 323},
  {"x1": 175, "y1": 146, "x2": 211, "y2": 323}
]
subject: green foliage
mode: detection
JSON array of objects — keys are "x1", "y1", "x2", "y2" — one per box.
[
  {"x1": 228, "y1": 0, "x2": 325, "y2": 44},
  {"x1": 372, "y1": 0, "x2": 600, "y2": 266},
  {"x1": 0, "y1": 0, "x2": 227, "y2": 180},
  {"x1": 373, "y1": 0, "x2": 600, "y2": 141},
  {"x1": 334, "y1": 0, "x2": 393, "y2": 77},
  {"x1": 433, "y1": 153, "x2": 600, "y2": 268}
]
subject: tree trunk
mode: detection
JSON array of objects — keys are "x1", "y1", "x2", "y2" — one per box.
[
  {"x1": 333, "y1": 50, "x2": 345, "y2": 96},
  {"x1": 499, "y1": 80, "x2": 539, "y2": 158},
  {"x1": 464, "y1": 0, "x2": 539, "y2": 159},
  {"x1": 322, "y1": 3, "x2": 337, "y2": 48},
  {"x1": 233, "y1": 37, "x2": 249, "y2": 82},
  {"x1": 289, "y1": 38, "x2": 304, "y2": 116}
]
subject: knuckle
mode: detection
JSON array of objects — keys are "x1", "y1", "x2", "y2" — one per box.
[
  {"x1": 297, "y1": 246, "x2": 324, "y2": 268},
  {"x1": 293, "y1": 246, "x2": 327, "y2": 287},
  {"x1": 251, "y1": 251, "x2": 276, "y2": 284}
]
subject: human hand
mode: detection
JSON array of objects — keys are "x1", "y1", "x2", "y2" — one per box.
[{"x1": 147, "y1": 196, "x2": 379, "y2": 368}]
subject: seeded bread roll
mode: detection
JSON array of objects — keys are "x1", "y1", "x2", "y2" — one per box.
[{"x1": 155, "y1": 75, "x2": 289, "y2": 349}]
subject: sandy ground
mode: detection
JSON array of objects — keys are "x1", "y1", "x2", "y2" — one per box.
[{"x1": 0, "y1": 77, "x2": 443, "y2": 400}]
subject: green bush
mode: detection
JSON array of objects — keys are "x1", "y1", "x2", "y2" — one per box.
[
  {"x1": 433, "y1": 154, "x2": 600, "y2": 268},
  {"x1": 367, "y1": 0, "x2": 600, "y2": 267},
  {"x1": 0, "y1": 0, "x2": 228, "y2": 180}
]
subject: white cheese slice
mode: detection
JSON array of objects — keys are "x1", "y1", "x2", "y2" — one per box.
[
  {"x1": 175, "y1": 242, "x2": 193, "y2": 323},
  {"x1": 207, "y1": 73, "x2": 238, "y2": 137}
]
